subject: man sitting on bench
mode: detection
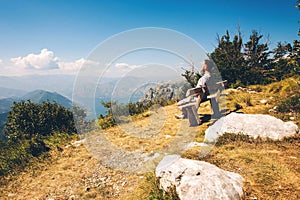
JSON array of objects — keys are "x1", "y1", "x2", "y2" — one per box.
[{"x1": 175, "y1": 59, "x2": 214, "y2": 120}]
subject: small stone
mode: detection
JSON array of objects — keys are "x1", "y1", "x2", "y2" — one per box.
[
  {"x1": 100, "y1": 177, "x2": 106, "y2": 182},
  {"x1": 268, "y1": 109, "x2": 277, "y2": 113},
  {"x1": 259, "y1": 99, "x2": 268, "y2": 104},
  {"x1": 122, "y1": 181, "x2": 127, "y2": 187},
  {"x1": 290, "y1": 117, "x2": 295, "y2": 120},
  {"x1": 186, "y1": 142, "x2": 209, "y2": 148},
  {"x1": 69, "y1": 194, "x2": 76, "y2": 200},
  {"x1": 8, "y1": 193, "x2": 16, "y2": 198},
  {"x1": 72, "y1": 139, "x2": 86, "y2": 147}
]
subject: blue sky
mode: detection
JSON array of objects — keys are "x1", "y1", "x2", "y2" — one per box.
[{"x1": 0, "y1": 0, "x2": 299, "y2": 76}]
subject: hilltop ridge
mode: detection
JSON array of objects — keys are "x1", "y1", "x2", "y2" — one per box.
[{"x1": 0, "y1": 76, "x2": 299, "y2": 199}]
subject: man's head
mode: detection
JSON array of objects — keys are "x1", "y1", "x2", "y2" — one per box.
[{"x1": 201, "y1": 59, "x2": 214, "y2": 73}]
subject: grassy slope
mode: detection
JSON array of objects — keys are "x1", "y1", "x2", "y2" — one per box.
[{"x1": 0, "y1": 77, "x2": 299, "y2": 200}]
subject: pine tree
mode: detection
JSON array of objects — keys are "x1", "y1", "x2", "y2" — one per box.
[
  {"x1": 210, "y1": 30, "x2": 244, "y2": 87},
  {"x1": 243, "y1": 30, "x2": 271, "y2": 84}
]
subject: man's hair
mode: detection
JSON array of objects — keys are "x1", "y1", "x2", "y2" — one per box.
[{"x1": 204, "y1": 59, "x2": 214, "y2": 72}]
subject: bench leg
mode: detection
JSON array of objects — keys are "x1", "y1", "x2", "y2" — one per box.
[
  {"x1": 186, "y1": 106, "x2": 201, "y2": 126},
  {"x1": 210, "y1": 98, "x2": 220, "y2": 118}
]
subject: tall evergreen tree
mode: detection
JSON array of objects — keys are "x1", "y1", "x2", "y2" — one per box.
[
  {"x1": 243, "y1": 30, "x2": 271, "y2": 84},
  {"x1": 270, "y1": 42, "x2": 293, "y2": 80},
  {"x1": 288, "y1": 40, "x2": 300, "y2": 75},
  {"x1": 210, "y1": 30, "x2": 244, "y2": 87}
]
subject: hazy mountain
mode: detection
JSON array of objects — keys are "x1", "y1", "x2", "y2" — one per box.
[
  {"x1": 0, "y1": 90, "x2": 72, "y2": 115},
  {"x1": 0, "y1": 87, "x2": 27, "y2": 99},
  {"x1": 0, "y1": 76, "x2": 20, "y2": 87},
  {"x1": 0, "y1": 74, "x2": 183, "y2": 99},
  {"x1": 0, "y1": 75, "x2": 76, "y2": 98},
  {"x1": 0, "y1": 98, "x2": 16, "y2": 114},
  {"x1": 0, "y1": 90, "x2": 73, "y2": 133},
  {"x1": 0, "y1": 74, "x2": 184, "y2": 120},
  {"x1": 22, "y1": 90, "x2": 72, "y2": 109}
]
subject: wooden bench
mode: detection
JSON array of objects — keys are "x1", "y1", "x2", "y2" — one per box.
[{"x1": 179, "y1": 80, "x2": 227, "y2": 126}]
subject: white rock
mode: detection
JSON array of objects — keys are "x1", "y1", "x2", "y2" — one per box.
[
  {"x1": 205, "y1": 112, "x2": 299, "y2": 142},
  {"x1": 71, "y1": 139, "x2": 86, "y2": 147},
  {"x1": 165, "y1": 134, "x2": 172, "y2": 139},
  {"x1": 268, "y1": 109, "x2": 277, "y2": 113},
  {"x1": 122, "y1": 181, "x2": 127, "y2": 187},
  {"x1": 259, "y1": 99, "x2": 268, "y2": 104},
  {"x1": 186, "y1": 142, "x2": 209, "y2": 148},
  {"x1": 248, "y1": 91, "x2": 256, "y2": 94},
  {"x1": 156, "y1": 155, "x2": 244, "y2": 200},
  {"x1": 8, "y1": 193, "x2": 16, "y2": 197}
]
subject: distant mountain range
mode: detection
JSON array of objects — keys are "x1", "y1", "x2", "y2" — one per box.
[
  {"x1": 0, "y1": 98, "x2": 16, "y2": 114},
  {"x1": 0, "y1": 75, "x2": 76, "y2": 99},
  {"x1": 0, "y1": 87, "x2": 27, "y2": 99},
  {"x1": 22, "y1": 90, "x2": 72, "y2": 109},
  {"x1": 0, "y1": 74, "x2": 182, "y2": 99},
  {"x1": 0, "y1": 73, "x2": 185, "y2": 121},
  {"x1": 0, "y1": 89, "x2": 72, "y2": 114},
  {"x1": 0, "y1": 90, "x2": 73, "y2": 133}
]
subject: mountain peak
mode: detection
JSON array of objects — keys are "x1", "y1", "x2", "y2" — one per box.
[{"x1": 22, "y1": 90, "x2": 72, "y2": 109}]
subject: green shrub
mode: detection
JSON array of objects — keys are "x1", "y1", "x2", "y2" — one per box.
[
  {"x1": 0, "y1": 101, "x2": 78, "y2": 176},
  {"x1": 277, "y1": 94, "x2": 300, "y2": 113}
]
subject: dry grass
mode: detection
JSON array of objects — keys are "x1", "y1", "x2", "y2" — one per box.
[
  {"x1": 0, "y1": 142, "x2": 141, "y2": 200},
  {"x1": 200, "y1": 134, "x2": 300, "y2": 200},
  {"x1": 0, "y1": 77, "x2": 299, "y2": 199}
]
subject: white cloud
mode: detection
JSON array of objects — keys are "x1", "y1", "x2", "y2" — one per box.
[
  {"x1": 114, "y1": 62, "x2": 138, "y2": 70},
  {"x1": 115, "y1": 62, "x2": 130, "y2": 68},
  {"x1": 2, "y1": 48, "x2": 101, "y2": 76},
  {"x1": 11, "y1": 48, "x2": 59, "y2": 70},
  {"x1": 0, "y1": 59, "x2": 2, "y2": 64},
  {"x1": 99, "y1": 62, "x2": 141, "y2": 77},
  {"x1": 58, "y1": 58, "x2": 97, "y2": 70}
]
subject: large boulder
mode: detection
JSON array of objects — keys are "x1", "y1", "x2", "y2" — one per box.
[
  {"x1": 156, "y1": 155, "x2": 243, "y2": 200},
  {"x1": 205, "y1": 112, "x2": 299, "y2": 142}
]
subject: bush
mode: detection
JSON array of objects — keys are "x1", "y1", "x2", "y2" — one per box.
[
  {"x1": 277, "y1": 94, "x2": 300, "y2": 113},
  {"x1": 0, "y1": 101, "x2": 78, "y2": 176},
  {"x1": 0, "y1": 140, "x2": 29, "y2": 176},
  {"x1": 4, "y1": 100, "x2": 76, "y2": 142}
]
